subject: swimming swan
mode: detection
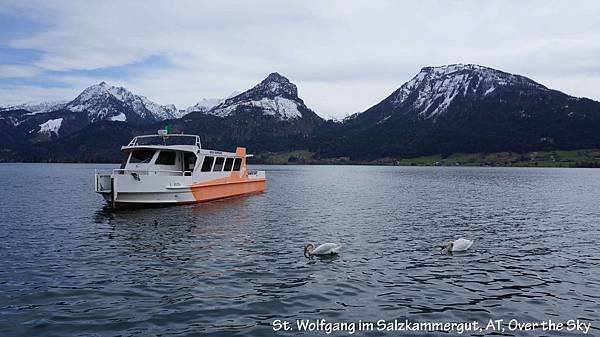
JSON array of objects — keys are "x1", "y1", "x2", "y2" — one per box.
[
  {"x1": 304, "y1": 243, "x2": 342, "y2": 258},
  {"x1": 440, "y1": 238, "x2": 473, "y2": 252}
]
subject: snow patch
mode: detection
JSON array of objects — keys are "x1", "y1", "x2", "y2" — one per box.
[
  {"x1": 38, "y1": 118, "x2": 63, "y2": 135},
  {"x1": 109, "y1": 113, "x2": 127, "y2": 122},
  {"x1": 376, "y1": 115, "x2": 391, "y2": 124},
  {"x1": 318, "y1": 113, "x2": 346, "y2": 122},
  {"x1": 209, "y1": 97, "x2": 302, "y2": 120}
]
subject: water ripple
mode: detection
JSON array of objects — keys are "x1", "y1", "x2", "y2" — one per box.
[{"x1": 1, "y1": 164, "x2": 599, "y2": 336}]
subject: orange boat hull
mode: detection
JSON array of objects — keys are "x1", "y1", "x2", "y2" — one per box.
[{"x1": 190, "y1": 178, "x2": 266, "y2": 203}]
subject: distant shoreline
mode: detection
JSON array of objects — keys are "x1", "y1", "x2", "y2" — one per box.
[
  {"x1": 252, "y1": 149, "x2": 600, "y2": 168},
  {"x1": 2, "y1": 149, "x2": 600, "y2": 168}
]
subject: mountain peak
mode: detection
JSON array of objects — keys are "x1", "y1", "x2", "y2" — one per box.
[
  {"x1": 254, "y1": 72, "x2": 298, "y2": 98},
  {"x1": 264, "y1": 72, "x2": 288, "y2": 82},
  {"x1": 204, "y1": 73, "x2": 323, "y2": 121},
  {"x1": 388, "y1": 63, "x2": 548, "y2": 119},
  {"x1": 419, "y1": 63, "x2": 493, "y2": 74},
  {"x1": 415, "y1": 64, "x2": 546, "y2": 89},
  {"x1": 66, "y1": 82, "x2": 179, "y2": 122}
]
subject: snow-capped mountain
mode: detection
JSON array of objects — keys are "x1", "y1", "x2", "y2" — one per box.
[
  {"x1": 3, "y1": 64, "x2": 600, "y2": 162},
  {"x1": 66, "y1": 82, "x2": 179, "y2": 123},
  {"x1": 1, "y1": 82, "x2": 180, "y2": 123},
  {"x1": 373, "y1": 64, "x2": 551, "y2": 121},
  {"x1": 205, "y1": 73, "x2": 320, "y2": 121},
  {"x1": 0, "y1": 82, "x2": 180, "y2": 144},
  {"x1": 334, "y1": 63, "x2": 600, "y2": 159},
  {"x1": 167, "y1": 73, "x2": 324, "y2": 154},
  {"x1": 0, "y1": 100, "x2": 68, "y2": 115},
  {"x1": 344, "y1": 63, "x2": 589, "y2": 127}
]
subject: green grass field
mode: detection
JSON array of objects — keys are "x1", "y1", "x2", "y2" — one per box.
[{"x1": 395, "y1": 149, "x2": 600, "y2": 167}]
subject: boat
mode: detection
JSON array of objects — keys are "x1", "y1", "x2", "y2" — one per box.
[{"x1": 94, "y1": 130, "x2": 266, "y2": 208}]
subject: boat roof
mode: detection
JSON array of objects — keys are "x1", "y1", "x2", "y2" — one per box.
[
  {"x1": 122, "y1": 133, "x2": 240, "y2": 156},
  {"x1": 121, "y1": 144, "x2": 200, "y2": 152},
  {"x1": 127, "y1": 134, "x2": 201, "y2": 148},
  {"x1": 121, "y1": 145, "x2": 238, "y2": 156}
]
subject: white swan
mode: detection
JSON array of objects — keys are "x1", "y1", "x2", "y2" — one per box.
[
  {"x1": 441, "y1": 238, "x2": 473, "y2": 252},
  {"x1": 304, "y1": 243, "x2": 342, "y2": 258}
]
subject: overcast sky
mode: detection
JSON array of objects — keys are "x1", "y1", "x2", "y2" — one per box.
[{"x1": 1, "y1": 0, "x2": 599, "y2": 118}]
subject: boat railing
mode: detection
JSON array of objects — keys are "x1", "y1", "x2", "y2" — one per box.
[
  {"x1": 94, "y1": 168, "x2": 193, "y2": 177},
  {"x1": 113, "y1": 169, "x2": 193, "y2": 177},
  {"x1": 127, "y1": 134, "x2": 201, "y2": 148}
]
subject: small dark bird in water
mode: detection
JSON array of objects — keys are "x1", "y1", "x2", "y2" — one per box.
[{"x1": 154, "y1": 219, "x2": 158, "y2": 228}]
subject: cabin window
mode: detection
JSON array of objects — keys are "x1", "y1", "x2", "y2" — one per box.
[
  {"x1": 184, "y1": 153, "x2": 197, "y2": 172},
  {"x1": 233, "y1": 158, "x2": 242, "y2": 171},
  {"x1": 213, "y1": 157, "x2": 225, "y2": 171},
  {"x1": 224, "y1": 158, "x2": 234, "y2": 171},
  {"x1": 155, "y1": 151, "x2": 176, "y2": 165},
  {"x1": 129, "y1": 149, "x2": 155, "y2": 163},
  {"x1": 201, "y1": 156, "x2": 214, "y2": 172}
]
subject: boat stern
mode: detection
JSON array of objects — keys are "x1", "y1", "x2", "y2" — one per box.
[{"x1": 94, "y1": 170, "x2": 113, "y2": 193}]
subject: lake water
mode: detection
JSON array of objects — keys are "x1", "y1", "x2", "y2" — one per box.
[{"x1": 1, "y1": 164, "x2": 599, "y2": 337}]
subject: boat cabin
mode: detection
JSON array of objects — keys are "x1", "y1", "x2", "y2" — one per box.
[
  {"x1": 119, "y1": 134, "x2": 244, "y2": 177},
  {"x1": 120, "y1": 148, "x2": 197, "y2": 174}
]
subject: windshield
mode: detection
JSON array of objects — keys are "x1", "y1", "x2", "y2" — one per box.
[
  {"x1": 119, "y1": 152, "x2": 129, "y2": 169},
  {"x1": 129, "y1": 149, "x2": 156, "y2": 164}
]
